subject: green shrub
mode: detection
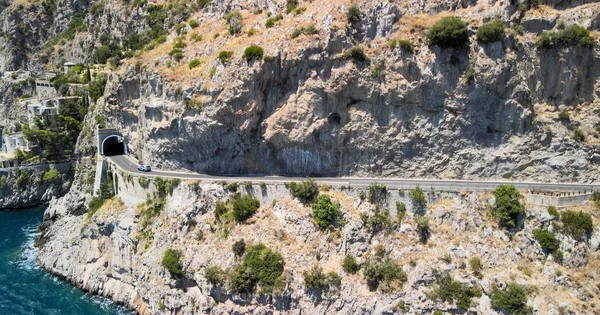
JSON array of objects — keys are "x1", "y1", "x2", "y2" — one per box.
[
  {"x1": 476, "y1": 19, "x2": 505, "y2": 43},
  {"x1": 537, "y1": 24, "x2": 594, "y2": 48},
  {"x1": 291, "y1": 25, "x2": 319, "y2": 38},
  {"x1": 214, "y1": 200, "x2": 228, "y2": 221},
  {"x1": 175, "y1": 23, "x2": 187, "y2": 35},
  {"x1": 247, "y1": 27, "x2": 256, "y2": 36},
  {"x1": 431, "y1": 272, "x2": 480, "y2": 310},
  {"x1": 367, "y1": 183, "x2": 387, "y2": 204},
  {"x1": 559, "y1": 210, "x2": 593, "y2": 240},
  {"x1": 138, "y1": 177, "x2": 150, "y2": 188},
  {"x1": 347, "y1": 4, "x2": 361, "y2": 23},
  {"x1": 14, "y1": 148, "x2": 30, "y2": 161},
  {"x1": 209, "y1": 66, "x2": 217, "y2": 78},
  {"x1": 492, "y1": 184, "x2": 525, "y2": 228},
  {"x1": 572, "y1": 128, "x2": 585, "y2": 142},
  {"x1": 363, "y1": 208, "x2": 392, "y2": 234},
  {"x1": 188, "y1": 58, "x2": 202, "y2": 69},
  {"x1": 547, "y1": 206, "x2": 559, "y2": 217},
  {"x1": 285, "y1": 0, "x2": 298, "y2": 14},
  {"x1": 342, "y1": 254, "x2": 360, "y2": 274},
  {"x1": 189, "y1": 20, "x2": 199, "y2": 28},
  {"x1": 389, "y1": 39, "x2": 397, "y2": 49},
  {"x1": 344, "y1": 45, "x2": 369, "y2": 63},
  {"x1": 233, "y1": 239, "x2": 246, "y2": 258},
  {"x1": 218, "y1": 50, "x2": 233, "y2": 64},
  {"x1": 398, "y1": 39, "x2": 414, "y2": 52},
  {"x1": 532, "y1": 228, "x2": 560, "y2": 255},
  {"x1": 224, "y1": 11, "x2": 243, "y2": 35},
  {"x1": 43, "y1": 169, "x2": 60, "y2": 182},
  {"x1": 464, "y1": 64, "x2": 475, "y2": 83},
  {"x1": 205, "y1": 265, "x2": 225, "y2": 285},
  {"x1": 243, "y1": 45, "x2": 264, "y2": 62},
  {"x1": 87, "y1": 197, "x2": 105, "y2": 217},
  {"x1": 415, "y1": 215, "x2": 430, "y2": 243},
  {"x1": 396, "y1": 202, "x2": 407, "y2": 213},
  {"x1": 303, "y1": 265, "x2": 342, "y2": 292},
  {"x1": 265, "y1": 18, "x2": 275, "y2": 28},
  {"x1": 154, "y1": 178, "x2": 179, "y2": 198},
  {"x1": 293, "y1": 7, "x2": 306, "y2": 15},
  {"x1": 363, "y1": 258, "x2": 407, "y2": 292},
  {"x1": 231, "y1": 194, "x2": 260, "y2": 222},
  {"x1": 491, "y1": 283, "x2": 531, "y2": 314},
  {"x1": 312, "y1": 195, "x2": 342, "y2": 230},
  {"x1": 190, "y1": 33, "x2": 202, "y2": 42},
  {"x1": 232, "y1": 244, "x2": 285, "y2": 293},
  {"x1": 162, "y1": 248, "x2": 184, "y2": 278},
  {"x1": 557, "y1": 111, "x2": 570, "y2": 121},
  {"x1": 469, "y1": 256, "x2": 482, "y2": 276},
  {"x1": 409, "y1": 186, "x2": 427, "y2": 209},
  {"x1": 592, "y1": 192, "x2": 600, "y2": 210},
  {"x1": 16, "y1": 171, "x2": 30, "y2": 187},
  {"x1": 286, "y1": 179, "x2": 319, "y2": 203},
  {"x1": 427, "y1": 16, "x2": 469, "y2": 48}
]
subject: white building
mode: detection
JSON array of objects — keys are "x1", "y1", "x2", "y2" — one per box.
[
  {"x1": 63, "y1": 62, "x2": 76, "y2": 74},
  {"x1": 2, "y1": 133, "x2": 31, "y2": 156},
  {"x1": 24, "y1": 98, "x2": 60, "y2": 124}
]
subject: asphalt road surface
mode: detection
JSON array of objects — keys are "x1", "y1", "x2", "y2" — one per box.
[{"x1": 108, "y1": 155, "x2": 598, "y2": 192}]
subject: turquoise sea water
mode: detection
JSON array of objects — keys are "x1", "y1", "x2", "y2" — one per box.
[{"x1": 0, "y1": 207, "x2": 133, "y2": 315}]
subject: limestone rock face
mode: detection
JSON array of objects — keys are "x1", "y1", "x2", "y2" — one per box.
[
  {"x1": 0, "y1": 163, "x2": 73, "y2": 209},
  {"x1": 37, "y1": 181, "x2": 600, "y2": 315}
]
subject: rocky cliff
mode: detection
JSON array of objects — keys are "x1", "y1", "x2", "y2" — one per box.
[
  {"x1": 8, "y1": 0, "x2": 600, "y2": 314},
  {"x1": 94, "y1": 0, "x2": 600, "y2": 182},
  {"x1": 0, "y1": 162, "x2": 74, "y2": 209},
  {"x1": 37, "y1": 177, "x2": 600, "y2": 314}
]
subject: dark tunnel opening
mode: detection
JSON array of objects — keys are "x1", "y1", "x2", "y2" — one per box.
[{"x1": 102, "y1": 136, "x2": 125, "y2": 156}]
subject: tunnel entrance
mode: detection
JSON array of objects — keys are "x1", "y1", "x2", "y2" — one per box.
[{"x1": 102, "y1": 135, "x2": 125, "y2": 156}]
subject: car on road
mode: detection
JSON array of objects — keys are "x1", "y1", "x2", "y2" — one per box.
[{"x1": 138, "y1": 165, "x2": 151, "y2": 172}]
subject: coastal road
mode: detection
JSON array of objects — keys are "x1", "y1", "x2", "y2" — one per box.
[{"x1": 107, "y1": 155, "x2": 598, "y2": 192}]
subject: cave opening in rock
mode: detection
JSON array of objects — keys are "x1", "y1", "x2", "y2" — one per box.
[{"x1": 102, "y1": 135, "x2": 125, "y2": 156}]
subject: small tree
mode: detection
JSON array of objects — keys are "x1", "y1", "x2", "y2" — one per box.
[
  {"x1": 409, "y1": 186, "x2": 427, "y2": 209},
  {"x1": 559, "y1": 210, "x2": 593, "y2": 240},
  {"x1": 491, "y1": 283, "x2": 531, "y2": 314},
  {"x1": 233, "y1": 239, "x2": 246, "y2": 258},
  {"x1": 427, "y1": 16, "x2": 469, "y2": 48},
  {"x1": 547, "y1": 206, "x2": 559, "y2": 217},
  {"x1": 532, "y1": 228, "x2": 560, "y2": 255},
  {"x1": 492, "y1": 185, "x2": 524, "y2": 228},
  {"x1": 162, "y1": 249, "x2": 184, "y2": 278},
  {"x1": 286, "y1": 179, "x2": 319, "y2": 203},
  {"x1": 344, "y1": 45, "x2": 369, "y2": 63},
  {"x1": 188, "y1": 58, "x2": 201, "y2": 69},
  {"x1": 476, "y1": 19, "x2": 505, "y2": 43},
  {"x1": 218, "y1": 50, "x2": 233, "y2": 64},
  {"x1": 347, "y1": 4, "x2": 361, "y2": 23},
  {"x1": 342, "y1": 254, "x2": 360, "y2": 274},
  {"x1": 572, "y1": 128, "x2": 585, "y2": 142},
  {"x1": 232, "y1": 244, "x2": 285, "y2": 293},
  {"x1": 243, "y1": 45, "x2": 264, "y2": 62},
  {"x1": 224, "y1": 11, "x2": 243, "y2": 34},
  {"x1": 231, "y1": 194, "x2": 260, "y2": 222},
  {"x1": 312, "y1": 195, "x2": 342, "y2": 230},
  {"x1": 205, "y1": 265, "x2": 225, "y2": 285}
]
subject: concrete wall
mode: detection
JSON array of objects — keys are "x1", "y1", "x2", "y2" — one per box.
[{"x1": 527, "y1": 193, "x2": 593, "y2": 208}]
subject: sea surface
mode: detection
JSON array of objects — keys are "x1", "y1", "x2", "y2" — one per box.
[{"x1": 0, "y1": 207, "x2": 133, "y2": 315}]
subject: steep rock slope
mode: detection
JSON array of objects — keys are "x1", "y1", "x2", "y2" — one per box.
[
  {"x1": 37, "y1": 179, "x2": 600, "y2": 314},
  {"x1": 91, "y1": 0, "x2": 600, "y2": 181}
]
